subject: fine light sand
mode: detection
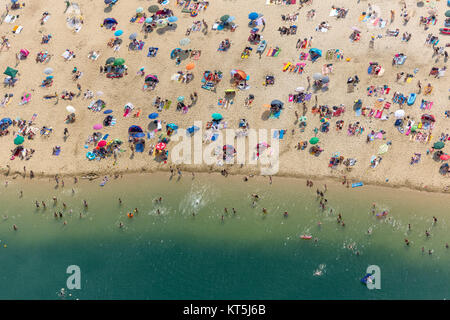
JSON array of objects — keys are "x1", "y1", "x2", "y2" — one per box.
[{"x1": 0, "y1": 0, "x2": 449, "y2": 193}]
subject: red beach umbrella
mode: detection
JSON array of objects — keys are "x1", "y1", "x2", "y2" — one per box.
[
  {"x1": 155, "y1": 142, "x2": 166, "y2": 151},
  {"x1": 98, "y1": 140, "x2": 107, "y2": 148}
]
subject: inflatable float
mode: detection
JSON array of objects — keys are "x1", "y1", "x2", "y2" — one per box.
[
  {"x1": 300, "y1": 235, "x2": 312, "y2": 240},
  {"x1": 361, "y1": 273, "x2": 374, "y2": 284},
  {"x1": 352, "y1": 182, "x2": 364, "y2": 188},
  {"x1": 407, "y1": 93, "x2": 416, "y2": 106},
  {"x1": 440, "y1": 28, "x2": 450, "y2": 35},
  {"x1": 86, "y1": 151, "x2": 95, "y2": 160},
  {"x1": 376, "y1": 211, "x2": 388, "y2": 218}
]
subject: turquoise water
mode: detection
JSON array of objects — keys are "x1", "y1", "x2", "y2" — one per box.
[{"x1": 0, "y1": 173, "x2": 449, "y2": 299}]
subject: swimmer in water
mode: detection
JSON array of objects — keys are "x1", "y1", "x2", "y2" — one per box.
[
  {"x1": 63, "y1": 221, "x2": 67, "y2": 225},
  {"x1": 221, "y1": 215, "x2": 224, "y2": 221},
  {"x1": 118, "y1": 198, "x2": 122, "y2": 205},
  {"x1": 13, "y1": 224, "x2": 18, "y2": 230},
  {"x1": 119, "y1": 222, "x2": 124, "y2": 228},
  {"x1": 262, "y1": 208, "x2": 267, "y2": 214},
  {"x1": 19, "y1": 190, "x2": 23, "y2": 198},
  {"x1": 42, "y1": 201, "x2": 46, "y2": 208},
  {"x1": 367, "y1": 228, "x2": 372, "y2": 234},
  {"x1": 405, "y1": 239, "x2": 410, "y2": 246},
  {"x1": 318, "y1": 221, "x2": 322, "y2": 227},
  {"x1": 251, "y1": 193, "x2": 259, "y2": 200},
  {"x1": 251, "y1": 201, "x2": 256, "y2": 208},
  {"x1": 83, "y1": 200, "x2": 88, "y2": 208},
  {"x1": 284, "y1": 211, "x2": 288, "y2": 217},
  {"x1": 35, "y1": 201, "x2": 40, "y2": 208},
  {"x1": 53, "y1": 196, "x2": 57, "y2": 204},
  {"x1": 63, "y1": 203, "x2": 67, "y2": 209},
  {"x1": 72, "y1": 188, "x2": 75, "y2": 194},
  {"x1": 59, "y1": 212, "x2": 63, "y2": 218},
  {"x1": 232, "y1": 208, "x2": 236, "y2": 215},
  {"x1": 54, "y1": 212, "x2": 58, "y2": 218},
  {"x1": 224, "y1": 208, "x2": 228, "y2": 214},
  {"x1": 134, "y1": 208, "x2": 138, "y2": 214},
  {"x1": 156, "y1": 209, "x2": 160, "y2": 215},
  {"x1": 2, "y1": 215, "x2": 8, "y2": 220}
]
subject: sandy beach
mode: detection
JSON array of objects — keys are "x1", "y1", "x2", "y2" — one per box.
[{"x1": 0, "y1": 0, "x2": 449, "y2": 193}]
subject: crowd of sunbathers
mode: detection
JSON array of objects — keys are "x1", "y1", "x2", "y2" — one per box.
[{"x1": 278, "y1": 25, "x2": 297, "y2": 35}]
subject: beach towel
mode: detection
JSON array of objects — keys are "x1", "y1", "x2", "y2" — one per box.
[
  {"x1": 138, "y1": 17, "x2": 145, "y2": 24},
  {"x1": 384, "y1": 102, "x2": 391, "y2": 109},
  {"x1": 13, "y1": 25, "x2": 23, "y2": 34},
  {"x1": 193, "y1": 51, "x2": 201, "y2": 60},
  {"x1": 135, "y1": 143, "x2": 144, "y2": 152},
  {"x1": 123, "y1": 108, "x2": 131, "y2": 117},
  {"x1": 138, "y1": 41, "x2": 145, "y2": 50},
  {"x1": 355, "y1": 108, "x2": 362, "y2": 116},
  {"x1": 288, "y1": 94, "x2": 293, "y2": 102}
]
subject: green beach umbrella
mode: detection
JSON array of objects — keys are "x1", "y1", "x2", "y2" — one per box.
[
  {"x1": 433, "y1": 141, "x2": 445, "y2": 149},
  {"x1": 309, "y1": 137, "x2": 319, "y2": 144},
  {"x1": 14, "y1": 135, "x2": 24, "y2": 145},
  {"x1": 220, "y1": 15, "x2": 230, "y2": 23},
  {"x1": 411, "y1": 125, "x2": 418, "y2": 132},
  {"x1": 113, "y1": 58, "x2": 125, "y2": 66},
  {"x1": 446, "y1": 10, "x2": 450, "y2": 18},
  {"x1": 148, "y1": 5, "x2": 159, "y2": 13},
  {"x1": 4, "y1": 67, "x2": 18, "y2": 78},
  {"x1": 136, "y1": 7, "x2": 144, "y2": 14},
  {"x1": 212, "y1": 113, "x2": 223, "y2": 120}
]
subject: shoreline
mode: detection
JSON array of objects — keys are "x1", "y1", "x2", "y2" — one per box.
[{"x1": 2, "y1": 165, "x2": 449, "y2": 195}]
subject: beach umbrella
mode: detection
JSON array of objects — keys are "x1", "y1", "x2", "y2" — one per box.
[
  {"x1": 98, "y1": 140, "x2": 107, "y2": 148},
  {"x1": 446, "y1": 10, "x2": 450, "y2": 18},
  {"x1": 270, "y1": 100, "x2": 284, "y2": 108},
  {"x1": 4, "y1": 67, "x2": 18, "y2": 78},
  {"x1": 93, "y1": 124, "x2": 103, "y2": 130},
  {"x1": 313, "y1": 72, "x2": 323, "y2": 80},
  {"x1": 103, "y1": 109, "x2": 113, "y2": 114},
  {"x1": 145, "y1": 17, "x2": 153, "y2": 23},
  {"x1": 156, "y1": 19, "x2": 168, "y2": 27},
  {"x1": 309, "y1": 48, "x2": 322, "y2": 57},
  {"x1": 309, "y1": 137, "x2": 319, "y2": 144},
  {"x1": 148, "y1": 5, "x2": 159, "y2": 13},
  {"x1": 105, "y1": 57, "x2": 115, "y2": 65},
  {"x1": 11, "y1": 0, "x2": 19, "y2": 3},
  {"x1": 212, "y1": 113, "x2": 223, "y2": 120},
  {"x1": 166, "y1": 123, "x2": 178, "y2": 130},
  {"x1": 128, "y1": 125, "x2": 143, "y2": 133},
  {"x1": 134, "y1": 132, "x2": 145, "y2": 138},
  {"x1": 321, "y1": 76, "x2": 330, "y2": 83},
  {"x1": 114, "y1": 30, "x2": 123, "y2": 36},
  {"x1": 186, "y1": 62, "x2": 195, "y2": 70},
  {"x1": 378, "y1": 144, "x2": 389, "y2": 155},
  {"x1": 113, "y1": 58, "x2": 125, "y2": 66},
  {"x1": 148, "y1": 113, "x2": 159, "y2": 119},
  {"x1": 233, "y1": 69, "x2": 247, "y2": 80},
  {"x1": 187, "y1": 125, "x2": 199, "y2": 134},
  {"x1": 167, "y1": 16, "x2": 178, "y2": 23},
  {"x1": 103, "y1": 18, "x2": 117, "y2": 25},
  {"x1": 295, "y1": 87, "x2": 305, "y2": 92},
  {"x1": 96, "y1": 91, "x2": 104, "y2": 96},
  {"x1": 155, "y1": 142, "x2": 166, "y2": 151},
  {"x1": 177, "y1": 96, "x2": 184, "y2": 102},
  {"x1": 66, "y1": 105, "x2": 76, "y2": 113},
  {"x1": 249, "y1": 12, "x2": 259, "y2": 20},
  {"x1": 14, "y1": 135, "x2": 24, "y2": 145},
  {"x1": 351, "y1": 26, "x2": 361, "y2": 32},
  {"x1": 227, "y1": 16, "x2": 235, "y2": 23},
  {"x1": 394, "y1": 109, "x2": 405, "y2": 118},
  {"x1": 129, "y1": 32, "x2": 138, "y2": 40},
  {"x1": 440, "y1": 154, "x2": 450, "y2": 161},
  {"x1": 179, "y1": 38, "x2": 190, "y2": 46},
  {"x1": 220, "y1": 15, "x2": 230, "y2": 23},
  {"x1": 44, "y1": 67, "x2": 53, "y2": 74},
  {"x1": 433, "y1": 141, "x2": 445, "y2": 149},
  {"x1": 136, "y1": 7, "x2": 144, "y2": 13}
]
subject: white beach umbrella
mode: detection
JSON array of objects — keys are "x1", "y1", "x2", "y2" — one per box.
[
  {"x1": 295, "y1": 87, "x2": 305, "y2": 92},
  {"x1": 96, "y1": 91, "x2": 104, "y2": 96},
  {"x1": 66, "y1": 105, "x2": 76, "y2": 113},
  {"x1": 44, "y1": 67, "x2": 53, "y2": 74},
  {"x1": 394, "y1": 109, "x2": 405, "y2": 118},
  {"x1": 179, "y1": 37, "x2": 191, "y2": 46}
]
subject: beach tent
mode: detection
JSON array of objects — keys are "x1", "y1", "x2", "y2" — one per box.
[{"x1": 4, "y1": 67, "x2": 18, "y2": 78}]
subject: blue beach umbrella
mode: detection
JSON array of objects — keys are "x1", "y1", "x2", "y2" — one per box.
[
  {"x1": 248, "y1": 12, "x2": 258, "y2": 20},
  {"x1": 114, "y1": 30, "x2": 123, "y2": 36},
  {"x1": 177, "y1": 96, "x2": 184, "y2": 102},
  {"x1": 145, "y1": 17, "x2": 153, "y2": 23},
  {"x1": 134, "y1": 132, "x2": 145, "y2": 138},
  {"x1": 167, "y1": 16, "x2": 178, "y2": 22},
  {"x1": 148, "y1": 113, "x2": 159, "y2": 119},
  {"x1": 227, "y1": 16, "x2": 235, "y2": 23},
  {"x1": 103, "y1": 109, "x2": 113, "y2": 114},
  {"x1": 129, "y1": 32, "x2": 137, "y2": 40}
]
